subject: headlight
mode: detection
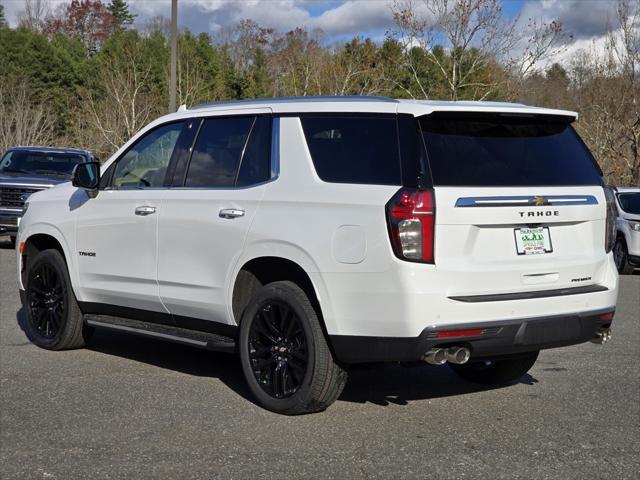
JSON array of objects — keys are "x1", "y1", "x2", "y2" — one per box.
[
  {"x1": 631, "y1": 221, "x2": 640, "y2": 232},
  {"x1": 22, "y1": 201, "x2": 29, "y2": 215}
]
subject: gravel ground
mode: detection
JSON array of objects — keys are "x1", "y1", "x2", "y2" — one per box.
[{"x1": 1, "y1": 238, "x2": 638, "y2": 479}]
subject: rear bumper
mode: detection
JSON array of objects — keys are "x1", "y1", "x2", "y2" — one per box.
[{"x1": 330, "y1": 308, "x2": 615, "y2": 363}]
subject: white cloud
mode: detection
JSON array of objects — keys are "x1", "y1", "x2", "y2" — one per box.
[
  {"x1": 126, "y1": 0, "x2": 396, "y2": 38},
  {"x1": 312, "y1": 0, "x2": 394, "y2": 37},
  {"x1": 518, "y1": 0, "x2": 617, "y2": 39}
]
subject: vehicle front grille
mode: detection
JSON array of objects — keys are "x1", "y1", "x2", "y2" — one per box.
[{"x1": 0, "y1": 187, "x2": 43, "y2": 209}]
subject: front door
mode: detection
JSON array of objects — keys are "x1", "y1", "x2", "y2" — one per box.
[{"x1": 75, "y1": 121, "x2": 186, "y2": 312}]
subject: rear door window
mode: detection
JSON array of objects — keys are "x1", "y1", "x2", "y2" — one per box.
[
  {"x1": 419, "y1": 114, "x2": 603, "y2": 186},
  {"x1": 300, "y1": 116, "x2": 402, "y2": 185},
  {"x1": 185, "y1": 116, "x2": 255, "y2": 188},
  {"x1": 236, "y1": 115, "x2": 272, "y2": 187}
]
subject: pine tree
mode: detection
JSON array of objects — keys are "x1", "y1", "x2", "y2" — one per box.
[
  {"x1": 0, "y1": 2, "x2": 7, "y2": 28},
  {"x1": 107, "y1": 0, "x2": 135, "y2": 28}
]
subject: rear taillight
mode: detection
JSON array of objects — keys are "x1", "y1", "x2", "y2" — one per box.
[
  {"x1": 604, "y1": 186, "x2": 617, "y2": 253},
  {"x1": 386, "y1": 188, "x2": 435, "y2": 263}
]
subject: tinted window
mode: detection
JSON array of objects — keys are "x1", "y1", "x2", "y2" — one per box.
[
  {"x1": 301, "y1": 116, "x2": 401, "y2": 185},
  {"x1": 113, "y1": 122, "x2": 183, "y2": 188},
  {"x1": 420, "y1": 114, "x2": 603, "y2": 186},
  {"x1": 185, "y1": 116, "x2": 254, "y2": 188},
  {"x1": 618, "y1": 192, "x2": 640, "y2": 214},
  {"x1": 237, "y1": 116, "x2": 271, "y2": 186},
  {"x1": 0, "y1": 150, "x2": 84, "y2": 177}
]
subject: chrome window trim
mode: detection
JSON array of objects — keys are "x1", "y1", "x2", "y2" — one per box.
[
  {"x1": 270, "y1": 116, "x2": 280, "y2": 181},
  {"x1": 455, "y1": 195, "x2": 599, "y2": 207}
]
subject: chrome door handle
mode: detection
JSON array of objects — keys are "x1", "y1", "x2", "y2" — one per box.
[
  {"x1": 135, "y1": 206, "x2": 156, "y2": 216},
  {"x1": 219, "y1": 208, "x2": 245, "y2": 219}
]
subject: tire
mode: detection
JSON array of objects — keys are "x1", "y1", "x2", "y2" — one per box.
[
  {"x1": 24, "y1": 249, "x2": 90, "y2": 350},
  {"x1": 239, "y1": 281, "x2": 347, "y2": 415},
  {"x1": 613, "y1": 237, "x2": 633, "y2": 274},
  {"x1": 449, "y1": 351, "x2": 539, "y2": 385}
]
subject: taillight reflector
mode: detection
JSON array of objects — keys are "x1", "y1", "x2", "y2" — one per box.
[
  {"x1": 598, "y1": 312, "x2": 614, "y2": 322},
  {"x1": 435, "y1": 329, "x2": 485, "y2": 338}
]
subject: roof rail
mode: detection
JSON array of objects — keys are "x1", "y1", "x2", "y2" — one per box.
[{"x1": 191, "y1": 95, "x2": 398, "y2": 110}]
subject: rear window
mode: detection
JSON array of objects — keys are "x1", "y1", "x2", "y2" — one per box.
[
  {"x1": 300, "y1": 116, "x2": 401, "y2": 185},
  {"x1": 617, "y1": 192, "x2": 640, "y2": 214},
  {"x1": 420, "y1": 114, "x2": 603, "y2": 187}
]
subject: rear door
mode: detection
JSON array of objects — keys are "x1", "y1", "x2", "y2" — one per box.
[
  {"x1": 419, "y1": 113, "x2": 608, "y2": 297},
  {"x1": 157, "y1": 111, "x2": 273, "y2": 326}
]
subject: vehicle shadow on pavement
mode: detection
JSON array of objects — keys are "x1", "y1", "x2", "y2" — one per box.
[
  {"x1": 0, "y1": 237, "x2": 15, "y2": 249},
  {"x1": 15, "y1": 307, "x2": 255, "y2": 403},
  {"x1": 339, "y1": 363, "x2": 537, "y2": 406},
  {"x1": 16, "y1": 307, "x2": 537, "y2": 408}
]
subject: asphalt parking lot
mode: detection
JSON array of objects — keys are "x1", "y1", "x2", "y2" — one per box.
[{"x1": 0, "y1": 238, "x2": 638, "y2": 479}]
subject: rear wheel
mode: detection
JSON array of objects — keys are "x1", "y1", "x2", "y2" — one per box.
[
  {"x1": 449, "y1": 351, "x2": 539, "y2": 385},
  {"x1": 613, "y1": 237, "x2": 633, "y2": 274},
  {"x1": 24, "y1": 249, "x2": 90, "y2": 350},
  {"x1": 239, "y1": 281, "x2": 347, "y2": 415}
]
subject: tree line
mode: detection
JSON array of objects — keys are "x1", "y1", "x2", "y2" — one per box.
[{"x1": 0, "y1": 0, "x2": 638, "y2": 186}]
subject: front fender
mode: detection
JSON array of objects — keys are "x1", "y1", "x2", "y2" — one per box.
[{"x1": 17, "y1": 223, "x2": 79, "y2": 296}]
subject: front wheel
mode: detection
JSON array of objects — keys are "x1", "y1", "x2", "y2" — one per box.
[
  {"x1": 613, "y1": 238, "x2": 633, "y2": 274},
  {"x1": 449, "y1": 351, "x2": 539, "y2": 385},
  {"x1": 24, "y1": 249, "x2": 90, "y2": 350},
  {"x1": 239, "y1": 281, "x2": 347, "y2": 415}
]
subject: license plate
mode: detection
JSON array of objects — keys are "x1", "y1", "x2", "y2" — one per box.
[{"x1": 514, "y1": 227, "x2": 553, "y2": 255}]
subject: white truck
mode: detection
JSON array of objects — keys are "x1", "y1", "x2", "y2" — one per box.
[{"x1": 16, "y1": 97, "x2": 618, "y2": 414}]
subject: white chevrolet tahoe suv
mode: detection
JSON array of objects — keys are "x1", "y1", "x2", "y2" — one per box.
[{"x1": 17, "y1": 97, "x2": 619, "y2": 415}]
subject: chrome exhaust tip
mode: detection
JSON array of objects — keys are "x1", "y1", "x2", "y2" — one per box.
[
  {"x1": 445, "y1": 347, "x2": 471, "y2": 364},
  {"x1": 590, "y1": 328, "x2": 612, "y2": 345},
  {"x1": 423, "y1": 348, "x2": 447, "y2": 365}
]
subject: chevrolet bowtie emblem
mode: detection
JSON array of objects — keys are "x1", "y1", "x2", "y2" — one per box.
[{"x1": 531, "y1": 196, "x2": 549, "y2": 206}]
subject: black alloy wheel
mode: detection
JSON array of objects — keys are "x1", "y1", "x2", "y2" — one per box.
[
  {"x1": 248, "y1": 301, "x2": 309, "y2": 399},
  {"x1": 24, "y1": 249, "x2": 89, "y2": 350},
  {"x1": 239, "y1": 281, "x2": 348, "y2": 415},
  {"x1": 28, "y1": 262, "x2": 66, "y2": 339},
  {"x1": 613, "y1": 238, "x2": 633, "y2": 274}
]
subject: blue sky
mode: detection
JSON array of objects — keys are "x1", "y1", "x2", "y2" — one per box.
[{"x1": 1, "y1": 0, "x2": 617, "y2": 48}]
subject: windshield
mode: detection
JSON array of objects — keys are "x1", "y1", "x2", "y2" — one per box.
[
  {"x1": 0, "y1": 150, "x2": 84, "y2": 177},
  {"x1": 617, "y1": 192, "x2": 640, "y2": 214},
  {"x1": 419, "y1": 113, "x2": 603, "y2": 187}
]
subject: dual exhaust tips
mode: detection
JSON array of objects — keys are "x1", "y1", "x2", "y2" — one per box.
[
  {"x1": 423, "y1": 347, "x2": 471, "y2": 365},
  {"x1": 590, "y1": 328, "x2": 612, "y2": 345}
]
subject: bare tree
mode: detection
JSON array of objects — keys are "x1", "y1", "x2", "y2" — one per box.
[
  {"x1": 269, "y1": 28, "x2": 327, "y2": 96},
  {"x1": 18, "y1": 0, "x2": 50, "y2": 32},
  {"x1": 0, "y1": 78, "x2": 55, "y2": 152},
  {"x1": 391, "y1": 0, "x2": 569, "y2": 100},
  {"x1": 391, "y1": 0, "x2": 520, "y2": 100},
  {"x1": 610, "y1": 0, "x2": 640, "y2": 85},
  {"x1": 569, "y1": 0, "x2": 640, "y2": 186},
  {"x1": 77, "y1": 42, "x2": 162, "y2": 158}
]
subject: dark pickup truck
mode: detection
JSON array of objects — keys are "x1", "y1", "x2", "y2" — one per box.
[{"x1": 0, "y1": 146, "x2": 96, "y2": 244}]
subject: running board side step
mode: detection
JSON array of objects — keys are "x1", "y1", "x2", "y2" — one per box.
[{"x1": 84, "y1": 314, "x2": 236, "y2": 353}]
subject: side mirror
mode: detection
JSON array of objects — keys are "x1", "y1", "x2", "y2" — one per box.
[{"x1": 72, "y1": 162, "x2": 100, "y2": 193}]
